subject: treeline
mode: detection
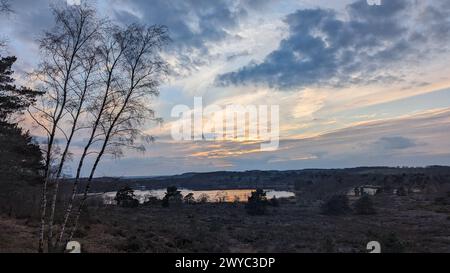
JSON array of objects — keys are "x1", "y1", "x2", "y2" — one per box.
[
  {"x1": 78, "y1": 166, "x2": 450, "y2": 194},
  {"x1": 0, "y1": 56, "x2": 44, "y2": 219},
  {"x1": 0, "y1": 0, "x2": 44, "y2": 219}
]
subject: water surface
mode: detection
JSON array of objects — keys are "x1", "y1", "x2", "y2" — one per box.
[{"x1": 102, "y1": 189, "x2": 295, "y2": 204}]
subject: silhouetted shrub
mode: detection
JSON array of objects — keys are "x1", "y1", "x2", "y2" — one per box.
[
  {"x1": 162, "y1": 197, "x2": 169, "y2": 208},
  {"x1": 115, "y1": 186, "x2": 139, "y2": 208},
  {"x1": 246, "y1": 189, "x2": 268, "y2": 215},
  {"x1": 162, "y1": 186, "x2": 183, "y2": 207},
  {"x1": 232, "y1": 195, "x2": 241, "y2": 205},
  {"x1": 197, "y1": 193, "x2": 210, "y2": 204},
  {"x1": 183, "y1": 193, "x2": 195, "y2": 204},
  {"x1": 215, "y1": 192, "x2": 227, "y2": 203},
  {"x1": 354, "y1": 195, "x2": 376, "y2": 215},
  {"x1": 321, "y1": 195, "x2": 351, "y2": 215}
]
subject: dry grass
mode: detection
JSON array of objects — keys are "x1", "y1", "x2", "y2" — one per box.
[{"x1": 71, "y1": 194, "x2": 450, "y2": 253}]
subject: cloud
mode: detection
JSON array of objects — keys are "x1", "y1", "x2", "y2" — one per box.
[
  {"x1": 375, "y1": 136, "x2": 417, "y2": 150},
  {"x1": 1, "y1": 0, "x2": 271, "y2": 76},
  {"x1": 216, "y1": 0, "x2": 450, "y2": 90},
  {"x1": 89, "y1": 107, "x2": 450, "y2": 176},
  {"x1": 110, "y1": 0, "x2": 245, "y2": 49},
  {"x1": 106, "y1": 0, "x2": 271, "y2": 73}
]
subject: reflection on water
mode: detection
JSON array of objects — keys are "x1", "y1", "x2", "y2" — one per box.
[{"x1": 102, "y1": 189, "x2": 295, "y2": 204}]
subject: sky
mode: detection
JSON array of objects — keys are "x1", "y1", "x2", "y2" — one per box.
[{"x1": 1, "y1": 0, "x2": 450, "y2": 176}]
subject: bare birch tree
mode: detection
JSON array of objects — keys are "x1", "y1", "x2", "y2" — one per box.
[
  {"x1": 46, "y1": 49, "x2": 99, "y2": 251},
  {"x1": 28, "y1": 3, "x2": 169, "y2": 252},
  {"x1": 29, "y1": 4, "x2": 101, "y2": 253},
  {"x1": 56, "y1": 24, "x2": 130, "y2": 246},
  {"x1": 58, "y1": 24, "x2": 169, "y2": 247}
]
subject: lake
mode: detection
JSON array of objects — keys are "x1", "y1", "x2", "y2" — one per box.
[{"x1": 102, "y1": 189, "x2": 296, "y2": 204}]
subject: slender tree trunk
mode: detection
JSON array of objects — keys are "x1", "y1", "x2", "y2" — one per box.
[
  {"x1": 39, "y1": 38, "x2": 78, "y2": 253},
  {"x1": 38, "y1": 164, "x2": 50, "y2": 253},
  {"x1": 68, "y1": 85, "x2": 134, "y2": 243},
  {"x1": 56, "y1": 60, "x2": 119, "y2": 247},
  {"x1": 68, "y1": 137, "x2": 107, "y2": 241},
  {"x1": 47, "y1": 68, "x2": 91, "y2": 251},
  {"x1": 38, "y1": 80, "x2": 69, "y2": 252},
  {"x1": 34, "y1": 5, "x2": 108, "y2": 253},
  {"x1": 39, "y1": 106, "x2": 64, "y2": 252},
  {"x1": 55, "y1": 99, "x2": 102, "y2": 248}
]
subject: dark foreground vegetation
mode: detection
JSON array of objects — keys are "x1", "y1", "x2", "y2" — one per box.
[{"x1": 1, "y1": 167, "x2": 450, "y2": 253}]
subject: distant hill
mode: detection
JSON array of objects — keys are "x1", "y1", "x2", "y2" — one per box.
[{"x1": 70, "y1": 166, "x2": 450, "y2": 197}]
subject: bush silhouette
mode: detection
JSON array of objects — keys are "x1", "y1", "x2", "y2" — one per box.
[
  {"x1": 246, "y1": 189, "x2": 268, "y2": 215},
  {"x1": 354, "y1": 195, "x2": 376, "y2": 215},
  {"x1": 197, "y1": 193, "x2": 210, "y2": 204},
  {"x1": 321, "y1": 195, "x2": 351, "y2": 215},
  {"x1": 115, "y1": 186, "x2": 139, "y2": 208},
  {"x1": 162, "y1": 186, "x2": 183, "y2": 207},
  {"x1": 183, "y1": 193, "x2": 195, "y2": 204}
]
